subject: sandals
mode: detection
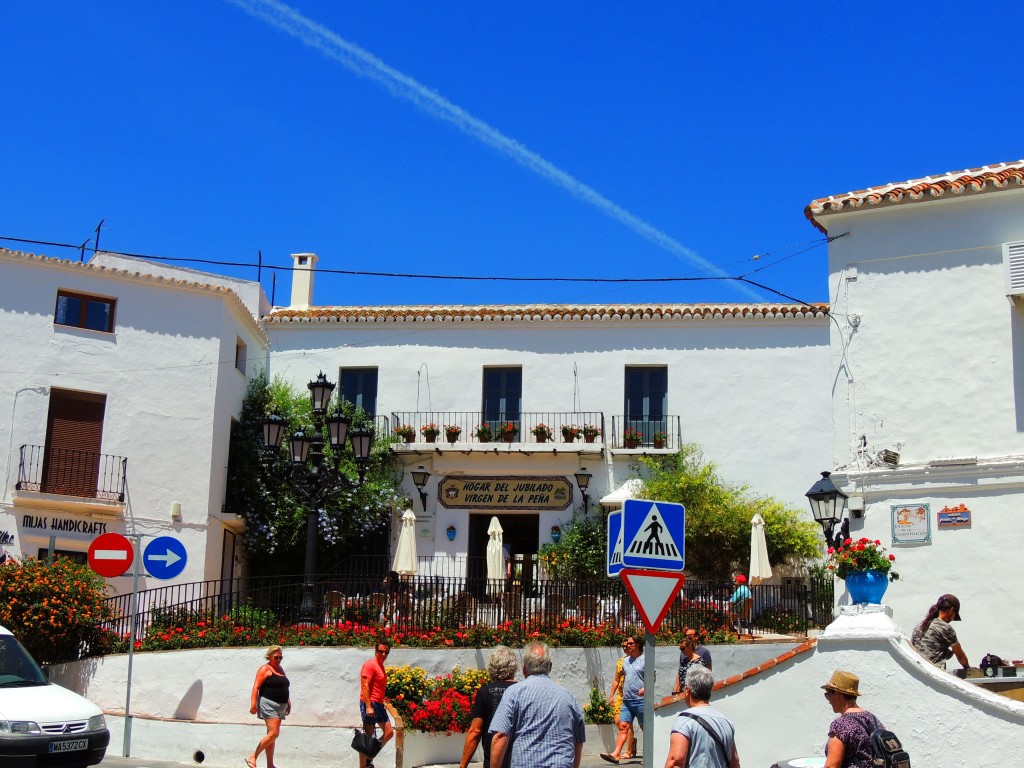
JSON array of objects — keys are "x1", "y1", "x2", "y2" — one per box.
[
  {"x1": 245, "y1": 759, "x2": 257, "y2": 768},
  {"x1": 600, "y1": 754, "x2": 620, "y2": 764}
]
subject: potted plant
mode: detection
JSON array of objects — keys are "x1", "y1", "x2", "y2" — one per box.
[
  {"x1": 474, "y1": 423, "x2": 493, "y2": 443},
  {"x1": 622, "y1": 427, "x2": 642, "y2": 448},
  {"x1": 531, "y1": 423, "x2": 553, "y2": 443},
  {"x1": 444, "y1": 424, "x2": 462, "y2": 444},
  {"x1": 652, "y1": 430, "x2": 668, "y2": 449},
  {"x1": 826, "y1": 537, "x2": 899, "y2": 604},
  {"x1": 550, "y1": 524, "x2": 562, "y2": 543},
  {"x1": 420, "y1": 423, "x2": 440, "y2": 443},
  {"x1": 446, "y1": 524, "x2": 457, "y2": 541},
  {"x1": 561, "y1": 424, "x2": 581, "y2": 443},
  {"x1": 582, "y1": 423, "x2": 602, "y2": 443},
  {"x1": 393, "y1": 424, "x2": 415, "y2": 443},
  {"x1": 498, "y1": 421, "x2": 519, "y2": 442}
]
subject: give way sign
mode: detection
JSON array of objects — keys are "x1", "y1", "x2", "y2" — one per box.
[{"x1": 87, "y1": 533, "x2": 134, "y2": 577}]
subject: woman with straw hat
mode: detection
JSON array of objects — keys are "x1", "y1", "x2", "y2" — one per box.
[{"x1": 821, "y1": 671, "x2": 884, "y2": 768}]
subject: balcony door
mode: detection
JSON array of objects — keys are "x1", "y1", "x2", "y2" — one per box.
[
  {"x1": 624, "y1": 366, "x2": 667, "y2": 444},
  {"x1": 482, "y1": 367, "x2": 521, "y2": 432},
  {"x1": 42, "y1": 389, "x2": 106, "y2": 498}
]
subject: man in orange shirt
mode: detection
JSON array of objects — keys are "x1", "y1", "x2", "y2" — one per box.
[{"x1": 359, "y1": 640, "x2": 394, "y2": 768}]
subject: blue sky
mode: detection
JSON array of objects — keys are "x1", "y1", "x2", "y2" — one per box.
[{"x1": 4, "y1": 2, "x2": 1022, "y2": 308}]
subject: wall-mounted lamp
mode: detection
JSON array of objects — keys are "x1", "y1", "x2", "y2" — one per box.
[
  {"x1": 170, "y1": 501, "x2": 182, "y2": 522},
  {"x1": 410, "y1": 465, "x2": 431, "y2": 512},
  {"x1": 574, "y1": 467, "x2": 592, "y2": 510},
  {"x1": 805, "y1": 470, "x2": 849, "y2": 548}
]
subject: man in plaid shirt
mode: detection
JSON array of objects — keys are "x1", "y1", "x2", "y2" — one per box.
[{"x1": 489, "y1": 641, "x2": 585, "y2": 768}]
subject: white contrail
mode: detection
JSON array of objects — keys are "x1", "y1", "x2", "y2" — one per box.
[{"x1": 228, "y1": 0, "x2": 760, "y2": 299}]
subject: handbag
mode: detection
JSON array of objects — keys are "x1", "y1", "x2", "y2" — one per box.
[{"x1": 351, "y1": 726, "x2": 383, "y2": 758}]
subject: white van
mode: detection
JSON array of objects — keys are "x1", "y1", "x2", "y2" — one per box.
[{"x1": 0, "y1": 624, "x2": 109, "y2": 767}]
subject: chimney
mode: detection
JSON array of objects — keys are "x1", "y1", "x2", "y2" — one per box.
[{"x1": 290, "y1": 252, "x2": 318, "y2": 308}]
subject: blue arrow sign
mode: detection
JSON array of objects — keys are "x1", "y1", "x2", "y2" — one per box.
[
  {"x1": 606, "y1": 509, "x2": 623, "y2": 576},
  {"x1": 143, "y1": 536, "x2": 188, "y2": 580},
  {"x1": 621, "y1": 499, "x2": 685, "y2": 571}
]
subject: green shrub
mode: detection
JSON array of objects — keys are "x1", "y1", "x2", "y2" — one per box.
[{"x1": 584, "y1": 679, "x2": 614, "y2": 724}]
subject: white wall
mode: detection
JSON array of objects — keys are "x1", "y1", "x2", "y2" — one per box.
[
  {"x1": 0, "y1": 251, "x2": 265, "y2": 584},
  {"x1": 817, "y1": 188, "x2": 1024, "y2": 656}
]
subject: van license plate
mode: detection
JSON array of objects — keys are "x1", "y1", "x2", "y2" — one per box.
[{"x1": 49, "y1": 739, "x2": 88, "y2": 753}]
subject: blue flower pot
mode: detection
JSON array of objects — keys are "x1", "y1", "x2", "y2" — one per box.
[{"x1": 845, "y1": 570, "x2": 889, "y2": 604}]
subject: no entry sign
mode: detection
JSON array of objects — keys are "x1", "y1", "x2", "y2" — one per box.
[{"x1": 87, "y1": 532, "x2": 134, "y2": 577}]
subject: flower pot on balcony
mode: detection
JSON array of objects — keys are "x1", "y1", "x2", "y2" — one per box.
[
  {"x1": 536, "y1": 434, "x2": 548, "y2": 443},
  {"x1": 446, "y1": 432, "x2": 460, "y2": 444},
  {"x1": 404, "y1": 435, "x2": 414, "y2": 444},
  {"x1": 584, "y1": 434, "x2": 597, "y2": 443},
  {"x1": 502, "y1": 434, "x2": 515, "y2": 443},
  {"x1": 624, "y1": 439, "x2": 640, "y2": 449},
  {"x1": 424, "y1": 433, "x2": 438, "y2": 443},
  {"x1": 653, "y1": 438, "x2": 665, "y2": 449}
]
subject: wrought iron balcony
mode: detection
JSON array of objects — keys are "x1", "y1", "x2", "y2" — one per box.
[
  {"x1": 611, "y1": 415, "x2": 682, "y2": 450},
  {"x1": 16, "y1": 444, "x2": 127, "y2": 501},
  {"x1": 388, "y1": 412, "x2": 606, "y2": 446}
]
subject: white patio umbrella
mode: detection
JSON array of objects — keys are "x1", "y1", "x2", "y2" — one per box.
[
  {"x1": 392, "y1": 508, "x2": 418, "y2": 576},
  {"x1": 749, "y1": 513, "x2": 773, "y2": 585},
  {"x1": 486, "y1": 516, "x2": 505, "y2": 582}
]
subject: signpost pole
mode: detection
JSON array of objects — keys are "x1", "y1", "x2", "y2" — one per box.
[
  {"x1": 122, "y1": 534, "x2": 142, "y2": 757},
  {"x1": 643, "y1": 630, "x2": 656, "y2": 768}
]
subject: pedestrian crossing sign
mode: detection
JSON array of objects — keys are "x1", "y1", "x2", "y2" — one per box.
[
  {"x1": 606, "y1": 509, "x2": 623, "y2": 576},
  {"x1": 621, "y1": 499, "x2": 685, "y2": 571}
]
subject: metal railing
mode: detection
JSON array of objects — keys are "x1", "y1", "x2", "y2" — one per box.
[
  {"x1": 100, "y1": 569, "x2": 831, "y2": 644},
  {"x1": 16, "y1": 444, "x2": 127, "y2": 501},
  {"x1": 388, "y1": 412, "x2": 606, "y2": 445},
  {"x1": 611, "y1": 415, "x2": 682, "y2": 449}
]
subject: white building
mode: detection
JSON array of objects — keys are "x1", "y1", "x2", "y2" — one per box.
[
  {"x1": 808, "y1": 159, "x2": 1024, "y2": 654},
  {"x1": 267, "y1": 253, "x2": 831, "y2": 577},
  {"x1": 0, "y1": 248, "x2": 268, "y2": 592}
]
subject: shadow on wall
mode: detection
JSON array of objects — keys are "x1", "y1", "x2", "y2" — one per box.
[{"x1": 174, "y1": 680, "x2": 204, "y2": 720}]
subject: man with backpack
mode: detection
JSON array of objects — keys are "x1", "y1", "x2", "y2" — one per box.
[{"x1": 664, "y1": 665, "x2": 740, "y2": 768}]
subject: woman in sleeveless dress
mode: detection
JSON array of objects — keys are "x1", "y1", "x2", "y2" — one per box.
[{"x1": 247, "y1": 645, "x2": 291, "y2": 768}]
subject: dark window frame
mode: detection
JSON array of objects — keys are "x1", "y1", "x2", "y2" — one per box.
[
  {"x1": 339, "y1": 367, "x2": 379, "y2": 417},
  {"x1": 54, "y1": 290, "x2": 116, "y2": 333}
]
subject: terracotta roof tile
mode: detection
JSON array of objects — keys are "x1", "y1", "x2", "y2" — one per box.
[
  {"x1": 265, "y1": 303, "x2": 828, "y2": 323},
  {"x1": 805, "y1": 159, "x2": 1024, "y2": 232}
]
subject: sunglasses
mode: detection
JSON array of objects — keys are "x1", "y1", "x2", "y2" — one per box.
[
  {"x1": 376, "y1": 648, "x2": 390, "y2": 655},
  {"x1": 272, "y1": 655, "x2": 283, "y2": 660}
]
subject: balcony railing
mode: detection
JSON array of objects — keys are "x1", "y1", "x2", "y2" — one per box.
[
  {"x1": 611, "y1": 415, "x2": 682, "y2": 449},
  {"x1": 16, "y1": 444, "x2": 127, "y2": 502},
  {"x1": 388, "y1": 412, "x2": 606, "y2": 445}
]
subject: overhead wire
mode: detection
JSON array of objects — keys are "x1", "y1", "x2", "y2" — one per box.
[{"x1": 0, "y1": 233, "x2": 831, "y2": 298}]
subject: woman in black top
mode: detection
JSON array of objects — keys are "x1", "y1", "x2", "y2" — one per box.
[
  {"x1": 247, "y1": 645, "x2": 291, "y2": 768},
  {"x1": 458, "y1": 646, "x2": 518, "y2": 768}
]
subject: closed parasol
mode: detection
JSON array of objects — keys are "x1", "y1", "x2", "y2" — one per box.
[{"x1": 392, "y1": 508, "x2": 418, "y2": 576}]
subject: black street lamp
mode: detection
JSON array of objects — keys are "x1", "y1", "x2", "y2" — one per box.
[
  {"x1": 805, "y1": 470, "x2": 849, "y2": 548},
  {"x1": 260, "y1": 371, "x2": 374, "y2": 624},
  {"x1": 411, "y1": 466, "x2": 431, "y2": 512},
  {"x1": 574, "y1": 467, "x2": 593, "y2": 510}
]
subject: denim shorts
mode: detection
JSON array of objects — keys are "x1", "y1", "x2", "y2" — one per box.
[
  {"x1": 258, "y1": 696, "x2": 288, "y2": 720},
  {"x1": 620, "y1": 697, "x2": 643, "y2": 727}
]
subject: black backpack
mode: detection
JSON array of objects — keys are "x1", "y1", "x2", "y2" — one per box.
[
  {"x1": 869, "y1": 728, "x2": 911, "y2": 768},
  {"x1": 850, "y1": 713, "x2": 910, "y2": 768}
]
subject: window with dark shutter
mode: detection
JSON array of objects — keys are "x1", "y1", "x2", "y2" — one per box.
[{"x1": 41, "y1": 389, "x2": 106, "y2": 498}]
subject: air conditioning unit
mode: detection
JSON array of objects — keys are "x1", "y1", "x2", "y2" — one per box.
[{"x1": 1002, "y1": 241, "x2": 1024, "y2": 300}]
